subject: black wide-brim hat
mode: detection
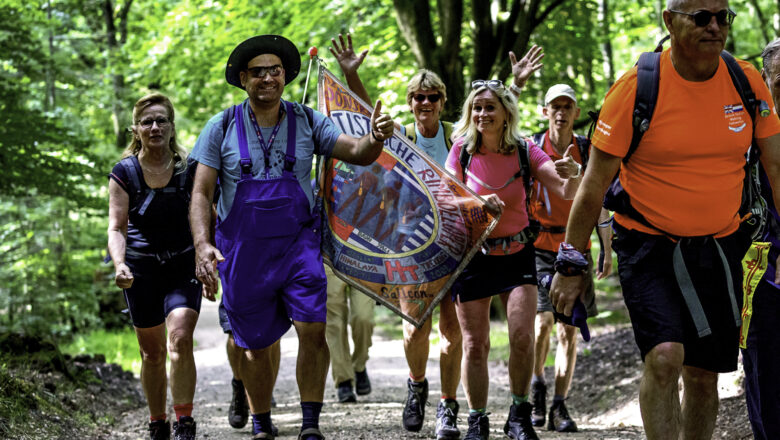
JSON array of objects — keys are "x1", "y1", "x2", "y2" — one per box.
[{"x1": 225, "y1": 34, "x2": 301, "y2": 89}]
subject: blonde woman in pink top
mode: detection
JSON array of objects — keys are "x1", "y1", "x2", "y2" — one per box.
[{"x1": 444, "y1": 80, "x2": 581, "y2": 440}]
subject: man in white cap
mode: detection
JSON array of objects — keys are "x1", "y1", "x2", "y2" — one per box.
[
  {"x1": 189, "y1": 34, "x2": 394, "y2": 439},
  {"x1": 527, "y1": 84, "x2": 613, "y2": 433}
]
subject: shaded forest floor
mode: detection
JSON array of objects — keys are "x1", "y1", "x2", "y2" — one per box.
[{"x1": 1, "y1": 297, "x2": 755, "y2": 439}]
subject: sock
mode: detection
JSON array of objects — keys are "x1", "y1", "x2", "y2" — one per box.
[
  {"x1": 173, "y1": 403, "x2": 193, "y2": 421},
  {"x1": 469, "y1": 407, "x2": 487, "y2": 414},
  {"x1": 252, "y1": 412, "x2": 273, "y2": 435},
  {"x1": 532, "y1": 375, "x2": 545, "y2": 385},
  {"x1": 441, "y1": 397, "x2": 457, "y2": 408},
  {"x1": 553, "y1": 395, "x2": 565, "y2": 403},
  {"x1": 301, "y1": 401, "x2": 323, "y2": 431},
  {"x1": 512, "y1": 394, "x2": 529, "y2": 405},
  {"x1": 150, "y1": 413, "x2": 167, "y2": 422},
  {"x1": 410, "y1": 373, "x2": 425, "y2": 383}
]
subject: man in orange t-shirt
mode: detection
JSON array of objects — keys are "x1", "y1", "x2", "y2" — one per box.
[
  {"x1": 528, "y1": 84, "x2": 613, "y2": 433},
  {"x1": 550, "y1": 1, "x2": 780, "y2": 439}
]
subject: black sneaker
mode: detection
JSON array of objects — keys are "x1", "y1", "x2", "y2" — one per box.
[
  {"x1": 355, "y1": 369, "x2": 371, "y2": 395},
  {"x1": 337, "y1": 380, "x2": 357, "y2": 403},
  {"x1": 530, "y1": 381, "x2": 546, "y2": 427},
  {"x1": 229, "y1": 378, "x2": 249, "y2": 428},
  {"x1": 148, "y1": 419, "x2": 170, "y2": 440},
  {"x1": 172, "y1": 416, "x2": 196, "y2": 440},
  {"x1": 463, "y1": 412, "x2": 489, "y2": 440},
  {"x1": 435, "y1": 399, "x2": 460, "y2": 439},
  {"x1": 504, "y1": 403, "x2": 539, "y2": 440},
  {"x1": 402, "y1": 378, "x2": 428, "y2": 432},
  {"x1": 548, "y1": 400, "x2": 578, "y2": 432}
]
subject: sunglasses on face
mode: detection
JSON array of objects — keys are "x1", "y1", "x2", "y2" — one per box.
[
  {"x1": 413, "y1": 93, "x2": 441, "y2": 103},
  {"x1": 471, "y1": 79, "x2": 504, "y2": 90},
  {"x1": 138, "y1": 117, "x2": 170, "y2": 128},
  {"x1": 246, "y1": 65, "x2": 283, "y2": 78},
  {"x1": 668, "y1": 8, "x2": 736, "y2": 27}
]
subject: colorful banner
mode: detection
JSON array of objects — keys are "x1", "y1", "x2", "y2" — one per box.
[
  {"x1": 740, "y1": 241, "x2": 771, "y2": 348},
  {"x1": 316, "y1": 64, "x2": 499, "y2": 327}
]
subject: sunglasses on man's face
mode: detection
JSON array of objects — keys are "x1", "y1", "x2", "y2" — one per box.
[
  {"x1": 413, "y1": 93, "x2": 441, "y2": 103},
  {"x1": 246, "y1": 65, "x2": 283, "y2": 78},
  {"x1": 669, "y1": 8, "x2": 736, "y2": 27},
  {"x1": 471, "y1": 79, "x2": 504, "y2": 90}
]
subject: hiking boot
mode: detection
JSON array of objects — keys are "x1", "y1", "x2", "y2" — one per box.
[
  {"x1": 337, "y1": 380, "x2": 357, "y2": 403},
  {"x1": 504, "y1": 403, "x2": 539, "y2": 440},
  {"x1": 530, "y1": 381, "x2": 546, "y2": 427},
  {"x1": 402, "y1": 378, "x2": 428, "y2": 432},
  {"x1": 548, "y1": 400, "x2": 578, "y2": 433},
  {"x1": 229, "y1": 378, "x2": 249, "y2": 428},
  {"x1": 148, "y1": 419, "x2": 170, "y2": 440},
  {"x1": 355, "y1": 369, "x2": 371, "y2": 395},
  {"x1": 463, "y1": 412, "x2": 489, "y2": 440},
  {"x1": 435, "y1": 399, "x2": 460, "y2": 439},
  {"x1": 172, "y1": 416, "x2": 196, "y2": 440}
]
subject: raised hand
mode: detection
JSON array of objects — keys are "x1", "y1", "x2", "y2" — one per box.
[
  {"x1": 554, "y1": 144, "x2": 581, "y2": 179},
  {"x1": 509, "y1": 44, "x2": 544, "y2": 88},
  {"x1": 329, "y1": 33, "x2": 368, "y2": 76}
]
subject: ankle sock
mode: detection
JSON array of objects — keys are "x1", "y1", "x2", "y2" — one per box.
[
  {"x1": 173, "y1": 403, "x2": 193, "y2": 421},
  {"x1": 532, "y1": 375, "x2": 545, "y2": 385},
  {"x1": 252, "y1": 412, "x2": 273, "y2": 435},
  {"x1": 469, "y1": 407, "x2": 487, "y2": 414},
  {"x1": 301, "y1": 401, "x2": 323, "y2": 431},
  {"x1": 150, "y1": 413, "x2": 167, "y2": 422},
  {"x1": 553, "y1": 395, "x2": 565, "y2": 403},
  {"x1": 511, "y1": 393, "x2": 529, "y2": 405}
]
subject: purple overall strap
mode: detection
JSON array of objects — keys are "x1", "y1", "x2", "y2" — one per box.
[
  {"x1": 234, "y1": 104, "x2": 253, "y2": 180},
  {"x1": 283, "y1": 100, "x2": 297, "y2": 174}
]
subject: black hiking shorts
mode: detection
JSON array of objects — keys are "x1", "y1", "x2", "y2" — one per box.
[
  {"x1": 612, "y1": 221, "x2": 750, "y2": 373},
  {"x1": 452, "y1": 243, "x2": 537, "y2": 303}
]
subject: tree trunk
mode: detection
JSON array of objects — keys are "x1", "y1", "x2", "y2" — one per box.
[
  {"x1": 600, "y1": 0, "x2": 615, "y2": 87},
  {"x1": 748, "y1": 0, "x2": 771, "y2": 46},
  {"x1": 103, "y1": 0, "x2": 133, "y2": 150}
]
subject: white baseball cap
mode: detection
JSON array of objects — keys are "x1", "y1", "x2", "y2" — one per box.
[{"x1": 544, "y1": 84, "x2": 577, "y2": 106}]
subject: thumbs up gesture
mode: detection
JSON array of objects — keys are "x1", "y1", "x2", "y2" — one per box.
[
  {"x1": 554, "y1": 144, "x2": 582, "y2": 179},
  {"x1": 370, "y1": 100, "x2": 393, "y2": 144}
]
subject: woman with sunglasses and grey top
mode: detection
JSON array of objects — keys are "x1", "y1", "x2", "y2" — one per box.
[
  {"x1": 107, "y1": 93, "x2": 202, "y2": 440},
  {"x1": 330, "y1": 33, "x2": 464, "y2": 439},
  {"x1": 445, "y1": 65, "x2": 582, "y2": 439}
]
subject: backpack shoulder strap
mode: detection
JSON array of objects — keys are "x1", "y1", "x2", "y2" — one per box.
[
  {"x1": 459, "y1": 143, "x2": 471, "y2": 184},
  {"x1": 516, "y1": 139, "x2": 531, "y2": 193},
  {"x1": 532, "y1": 132, "x2": 545, "y2": 151},
  {"x1": 627, "y1": 51, "x2": 662, "y2": 163},
  {"x1": 119, "y1": 156, "x2": 143, "y2": 201},
  {"x1": 221, "y1": 105, "x2": 235, "y2": 141},
  {"x1": 721, "y1": 51, "x2": 757, "y2": 130},
  {"x1": 441, "y1": 121, "x2": 454, "y2": 151},
  {"x1": 301, "y1": 103, "x2": 315, "y2": 129},
  {"x1": 575, "y1": 135, "x2": 590, "y2": 169},
  {"x1": 405, "y1": 122, "x2": 417, "y2": 144}
]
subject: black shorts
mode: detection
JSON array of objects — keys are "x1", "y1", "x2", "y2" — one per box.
[
  {"x1": 612, "y1": 221, "x2": 750, "y2": 373},
  {"x1": 536, "y1": 249, "x2": 597, "y2": 317},
  {"x1": 218, "y1": 297, "x2": 232, "y2": 334},
  {"x1": 452, "y1": 243, "x2": 537, "y2": 303},
  {"x1": 123, "y1": 251, "x2": 202, "y2": 328}
]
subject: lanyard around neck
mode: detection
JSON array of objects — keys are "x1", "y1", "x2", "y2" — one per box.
[{"x1": 247, "y1": 104, "x2": 284, "y2": 179}]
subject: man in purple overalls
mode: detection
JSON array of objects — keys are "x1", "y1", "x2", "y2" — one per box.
[{"x1": 189, "y1": 34, "x2": 394, "y2": 440}]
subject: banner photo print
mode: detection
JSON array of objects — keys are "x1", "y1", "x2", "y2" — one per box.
[{"x1": 317, "y1": 65, "x2": 499, "y2": 327}]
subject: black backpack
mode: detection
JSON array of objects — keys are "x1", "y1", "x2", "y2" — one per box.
[
  {"x1": 119, "y1": 155, "x2": 190, "y2": 216},
  {"x1": 531, "y1": 132, "x2": 590, "y2": 170},
  {"x1": 590, "y1": 38, "x2": 769, "y2": 241}
]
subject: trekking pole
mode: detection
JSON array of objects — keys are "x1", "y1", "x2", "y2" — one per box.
[{"x1": 302, "y1": 46, "x2": 318, "y2": 106}]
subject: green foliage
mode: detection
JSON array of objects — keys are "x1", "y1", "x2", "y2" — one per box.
[{"x1": 63, "y1": 328, "x2": 142, "y2": 374}]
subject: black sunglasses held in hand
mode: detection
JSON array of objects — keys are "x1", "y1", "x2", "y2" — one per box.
[
  {"x1": 413, "y1": 93, "x2": 441, "y2": 103},
  {"x1": 669, "y1": 8, "x2": 736, "y2": 27},
  {"x1": 471, "y1": 79, "x2": 504, "y2": 90}
]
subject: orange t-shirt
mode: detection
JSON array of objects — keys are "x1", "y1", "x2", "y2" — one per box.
[
  {"x1": 592, "y1": 49, "x2": 780, "y2": 237},
  {"x1": 530, "y1": 131, "x2": 591, "y2": 252}
]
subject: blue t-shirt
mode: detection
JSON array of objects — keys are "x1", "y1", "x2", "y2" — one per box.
[
  {"x1": 191, "y1": 99, "x2": 342, "y2": 221},
  {"x1": 400, "y1": 122, "x2": 449, "y2": 166}
]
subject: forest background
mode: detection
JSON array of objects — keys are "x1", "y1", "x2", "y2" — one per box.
[{"x1": 2, "y1": 0, "x2": 779, "y2": 347}]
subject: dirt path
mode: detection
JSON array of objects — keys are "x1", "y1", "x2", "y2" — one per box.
[{"x1": 109, "y1": 299, "x2": 752, "y2": 440}]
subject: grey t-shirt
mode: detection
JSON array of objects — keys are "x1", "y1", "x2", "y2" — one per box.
[{"x1": 191, "y1": 99, "x2": 342, "y2": 221}]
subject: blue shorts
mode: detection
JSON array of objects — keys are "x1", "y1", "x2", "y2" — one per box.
[
  {"x1": 452, "y1": 244, "x2": 537, "y2": 303},
  {"x1": 612, "y1": 221, "x2": 749, "y2": 373},
  {"x1": 123, "y1": 251, "x2": 202, "y2": 328}
]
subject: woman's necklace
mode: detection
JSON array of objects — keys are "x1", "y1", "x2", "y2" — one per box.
[{"x1": 141, "y1": 157, "x2": 173, "y2": 175}]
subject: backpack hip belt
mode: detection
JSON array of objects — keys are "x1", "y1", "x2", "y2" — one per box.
[
  {"x1": 125, "y1": 244, "x2": 194, "y2": 264},
  {"x1": 482, "y1": 226, "x2": 537, "y2": 254},
  {"x1": 540, "y1": 225, "x2": 567, "y2": 234}
]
